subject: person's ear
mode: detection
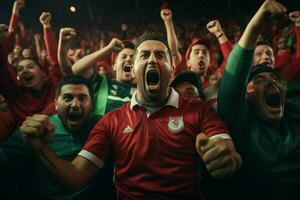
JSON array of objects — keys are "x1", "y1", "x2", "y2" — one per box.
[
  {"x1": 54, "y1": 99, "x2": 58, "y2": 111},
  {"x1": 186, "y1": 59, "x2": 191, "y2": 68}
]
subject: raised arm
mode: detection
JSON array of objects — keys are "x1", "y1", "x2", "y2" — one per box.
[
  {"x1": 207, "y1": 20, "x2": 233, "y2": 75},
  {"x1": 20, "y1": 114, "x2": 99, "y2": 191},
  {"x1": 34, "y1": 33, "x2": 43, "y2": 61},
  {"x1": 39, "y1": 12, "x2": 58, "y2": 66},
  {"x1": 218, "y1": 0, "x2": 286, "y2": 127},
  {"x1": 58, "y1": 27, "x2": 77, "y2": 74},
  {"x1": 72, "y1": 38, "x2": 124, "y2": 79},
  {"x1": 9, "y1": 0, "x2": 24, "y2": 33},
  {"x1": 160, "y1": 8, "x2": 182, "y2": 67}
]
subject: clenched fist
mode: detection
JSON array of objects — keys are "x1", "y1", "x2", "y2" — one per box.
[
  {"x1": 59, "y1": 27, "x2": 77, "y2": 41},
  {"x1": 207, "y1": 20, "x2": 223, "y2": 36},
  {"x1": 13, "y1": 0, "x2": 25, "y2": 14},
  {"x1": 39, "y1": 12, "x2": 52, "y2": 27},
  {"x1": 161, "y1": 9, "x2": 173, "y2": 21},
  {"x1": 196, "y1": 133, "x2": 241, "y2": 178},
  {"x1": 289, "y1": 11, "x2": 300, "y2": 27},
  {"x1": 20, "y1": 114, "x2": 55, "y2": 150},
  {"x1": 107, "y1": 38, "x2": 124, "y2": 52}
]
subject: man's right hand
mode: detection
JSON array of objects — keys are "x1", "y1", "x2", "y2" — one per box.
[
  {"x1": 107, "y1": 38, "x2": 124, "y2": 52},
  {"x1": 160, "y1": 9, "x2": 173, "y2": 22},
  {"x1": 207, "y1": 20, "x2": 223, "y2": 36},
  {"x1": 20, "y1": 114, "x2": 55, "y2": 151},
  {"x1": 13, "y1": 0, "x2": 25, "y2": 14},
  {"x1": 39, "y1": 12, "x2": 52, "y2": 27},
  {"x1": 59, "y1": 27, "x2": 76, "y2": 42},
  {"x1": 251, "y1": 0, "x2": 286, "y2": 30}
]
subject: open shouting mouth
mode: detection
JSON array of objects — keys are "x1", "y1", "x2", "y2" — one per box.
[
  {"x1": 264, "y1": 86, "x2": 282, "y2": 114},
  {"x1": 145, "y1": 67, "x2": 161, "y2": 93}
]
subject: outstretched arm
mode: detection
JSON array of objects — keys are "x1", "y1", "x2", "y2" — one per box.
[
  {"x1": 218, "y1": 0, "x2": 286, "y2": 127},
  {"x1": 72, "y1": 38, "x2": 124, "y2": 79},
  {"x1": 9, "y1": 0, "x2": 24, "y2": 33},
  {"x1": 160, "y1": 8, "x2": 182, "y2": 67},
  {"x1": 207, "y1": 20, "x2": 233, "y2": 75},
  {"x1": 57, "y1": 27, "x2": 77, "y2": 74},
  {"x1": 40, "y1": 12, "x2": 58, "y2": 66}
]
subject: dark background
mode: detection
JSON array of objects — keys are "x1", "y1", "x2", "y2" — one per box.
[{"x1": 0, "y1": 0, "x2": 299, "y2": 31}]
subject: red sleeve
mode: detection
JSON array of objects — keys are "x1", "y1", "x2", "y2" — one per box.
[
  {"x1": 0, "y1": 41, "x2": 19, "y2": 100},
  {"x1": 280, "y1": 27, "x2": 300, "y2": 81},
  {"x1": 9, "y1": 13, "x2": 19, "y2": 33},
  {"x1": 218, "y1": 40, "x2": 233, "y2": 75},
  {"x1": 40, "y1": 101, "x2": 56, "y2": 115},
  {"x1": 44, "y1": 27, "x2": 58, "y2": 66},
  {"x1": 43, "y1": 27, "x2": 63, "y2": 83},
  {"x1": 81, "y1": 114, "x2": 112, "y2": 165},
  {"x1": 199, "y1": 102, "x2": 230, "y2": 137}
]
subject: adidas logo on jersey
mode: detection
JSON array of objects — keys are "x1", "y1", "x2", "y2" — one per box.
[{"x1": 123, "y1": 125, "x2": 133, "y2": 133}]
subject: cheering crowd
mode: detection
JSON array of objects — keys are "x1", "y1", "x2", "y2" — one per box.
[{"x1": 1, "y1": 0, "x2": 300, "y2": 199}]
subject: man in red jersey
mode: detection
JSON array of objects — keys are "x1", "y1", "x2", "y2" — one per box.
[{"x1": 21, "y1": 32, "x2": 241, "y2": 199}]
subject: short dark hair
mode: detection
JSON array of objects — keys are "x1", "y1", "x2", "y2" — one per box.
[
  {"x1": 55, "y1": 75, "x2": 94, "y2": 104},
  {"x1": 255, "y1": 40, "x2": 272, "y2": 48},
  {"x1": 247, "y1": 63, "x2": 280, "y2": 84},
  {"x1": 133, "y1": 32, "x2": 172, "y2": 66},
  {"x1": 171, "y1": 70, "x2": 205, "y2": 100},
  {"x1": 16, "y1": 58, "x2": 43, "y2": 70}
]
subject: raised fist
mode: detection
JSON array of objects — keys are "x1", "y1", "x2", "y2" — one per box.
[
  {"x1": 289, "y1": 11, "x2": 300, "y2": 26},
  {"x1": 259, "y1": 0, "x2": 286, "y2": 20},
  {"x1": 196, "y1": 133, "x2": 241, "y2": 179},
  {"x1": 39, "y1": 12, "x2": 52, "y2": 26},
  {"x1": 20, "y1": 114, "x2": 55, "y2": 150},
  {"x1": 13, "y1": 0, "x2": 25, "y2": 12},
  {"x1": 207, "y1": 20, "x2": 223, "y2": 36},
  {"x1": 59, "y1": 27, "x2": 77, "y2": 41},
  {"x1": 160, "y1": 9, "x2": 172, "y2": 21},
  {"x1": 107, "y1": 38, "x2": 124, "y2": 52}
]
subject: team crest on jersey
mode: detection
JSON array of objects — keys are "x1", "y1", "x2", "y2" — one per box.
[{"x1": 168, "y1": 116, "x2": 184, "y2": 133}]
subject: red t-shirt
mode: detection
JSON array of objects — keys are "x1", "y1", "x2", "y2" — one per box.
[{"x1": 79, "y1": 89, "x2": 229, "y2": 199}]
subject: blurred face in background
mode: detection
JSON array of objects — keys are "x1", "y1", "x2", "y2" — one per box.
[{"x1": 253, "y1": 45, "x2": 274, "y2": 67}]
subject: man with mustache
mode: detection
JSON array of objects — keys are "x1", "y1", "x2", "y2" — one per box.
[
  {"x1": 0, "y1": 75, "x2": 107, "y2": 199},
  {"x1": 218, "y1": 0, "x2": 300, "y2": 199},
  {"x1": 21, "y1": 32, "x2": 241, "y2": 199}
]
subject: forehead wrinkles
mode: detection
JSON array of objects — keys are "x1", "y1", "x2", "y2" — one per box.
[
  {"x1": 60, "y1": 85, "x2": 90, "y2": 97},
  {"x1": 136, "y1": 40, "x2": 168, "y2": 54},
  {"x1": 19, "y1": 60, "x2": 37, "y2": 67}
]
